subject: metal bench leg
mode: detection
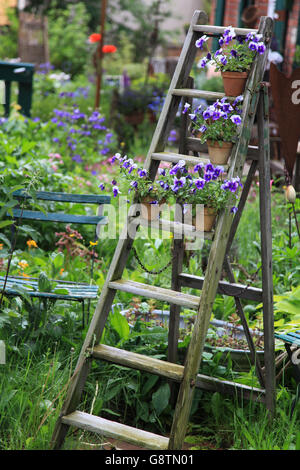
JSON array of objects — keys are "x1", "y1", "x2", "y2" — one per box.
[{"x1": 82, "y1": 300, "x2": 85, "y2": 330}]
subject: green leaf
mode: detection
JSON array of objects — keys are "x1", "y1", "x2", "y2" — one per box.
[
  {"x1": 38, "y1": 272, "x2": 52, "y2": 293},
  {"x1": 110, "y1": 310, "x2": 130, "y2": 341},
  {"x1": 142, "y1": 374, "x2": 159, "y2": 396},
  {"x1": 0, "y1": 220, "x2": 14, "y2": 229},
  {"x1": 151, "y1": 383, "x2": 170, "y2": 416},
  {"x1": 53, "y1": 288, "x2": 70, "y2": 295}
]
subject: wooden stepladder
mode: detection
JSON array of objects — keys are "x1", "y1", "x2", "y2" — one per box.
[{"x1": 51, "y1": 11, "x2": 275, "y2": 450}]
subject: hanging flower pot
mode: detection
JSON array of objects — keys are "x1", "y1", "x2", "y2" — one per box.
[
  {"x1": 221, "y1": 71, "x2": 249, "y2": 97},
  {"x1": 206, "y1": 140, "x2": 233, "y2": 165},
  {"x1": 193, "y1": 206, "x2": 217, "y2": 232}
]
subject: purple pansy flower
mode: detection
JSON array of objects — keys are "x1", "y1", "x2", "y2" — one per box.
[
  {"x1": 195, "y1": 35, "x2": 209, "y2": 50},
  {"x1": 257, "y1": 42, "x2": 266, "y2": 54},
  {"x1": 182, "y1": 102, "x2": 191, "y2": 114},
  {"x1": 195, "y1": 178, "x2": 205, "y2": 189},
  {"x1": 230, "y1": 114, "x2": 242, "y2": 125},
  {"x1": 248, "y1": 41, "x2": 258, "y2": 51},
  {"x1": 112, "y1": 185, "x2": 121, "y2": 197},
  {"x1": 194, "y1": 163, "x2": 204, "y2": 173},
  {"x1": 138, "y1": 168, "x2": 147, "y2": 178}
]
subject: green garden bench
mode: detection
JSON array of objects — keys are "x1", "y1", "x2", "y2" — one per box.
[
  {"x1": 0, "y1": 189, "x2": 111, "y2": 327},
  {"x1": 275, "y1": 331, "x2": 300, "y2": 415},
  {"x1": 0, "y1": 60, "x2": 35, "y2": 117}
]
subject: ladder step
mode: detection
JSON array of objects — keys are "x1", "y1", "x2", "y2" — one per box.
[
  {"x1": 108, "y1": 279, "x2": 200, "y2": 309},
  {"x1": 193, "y1": 24, "x2": 258, "y2": 36},
  {"x1": 89, "y1": 344, "x2": 184, "y2": 381},
  {"x1": 152, "y1": 151, "x2": 210, "y2": 167},
  {"x1": 179, "y1": 273, "x2": 263, "y2": 302},
  {"x1": 172, "y1": 89, "x2": 235, "y2": 101},
  {"x1": 61, "y1": 410, "x2": 169, "y2": 450},
  {"x1": 129, "y1": 216, "x2": 214, "y2": 240}
]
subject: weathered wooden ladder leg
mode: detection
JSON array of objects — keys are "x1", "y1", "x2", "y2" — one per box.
[{"x1": 257, "y1": 83, "x2": 275, "y2": 415}]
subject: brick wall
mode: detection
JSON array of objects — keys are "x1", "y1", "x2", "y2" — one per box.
[
  {"x1": 284, "y1": 0, "x2": 300, "y2": 75},
  {"x1": 223, "y1": 0, "x2": 240, "y2": 26},
  {"x1": 254, "y1": 0, "x2": 269, "y2": 18},
  {"x1": 209, "y1": 0, "x2": 300, "y2": 76},
  {"x1": 210, "y1": 0, "x2": 216, "y2": 25}
]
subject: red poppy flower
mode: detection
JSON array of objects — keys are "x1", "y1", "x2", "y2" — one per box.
[
  {"x1": 89, "y1": 33, "x2": 102, "y2": 43},
  {"x1": 102, "y1": 45, "x2": 117, "y2": 54}
]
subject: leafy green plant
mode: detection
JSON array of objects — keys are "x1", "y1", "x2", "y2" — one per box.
[
  {"x1": 273, "y1": 285, "x2": 300, "y2": 333},
  {"x1": 0, "y1": 8, "x2": 18, "y2": 59},
  {"x1": 187, "y1": 96, "x2": 243, "y2": 144},
  {"x1": 48, "y1": 3, "x2": 90, "y2": 77},
  {"x1": 196, "y1": 27, "x2": 266, "y2": 72}
]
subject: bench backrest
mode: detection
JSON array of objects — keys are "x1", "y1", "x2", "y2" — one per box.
[{"x1": 12, "y1": 189, "x2": 111, "y2": 226}]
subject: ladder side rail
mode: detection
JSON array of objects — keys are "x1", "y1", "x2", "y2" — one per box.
[{"x1": 144, "y1": 10, "x2": 208, "y2": 177}]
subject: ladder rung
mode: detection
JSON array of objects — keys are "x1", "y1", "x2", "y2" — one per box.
[
  {"x1": 193, "y1": 24, "x2": 258, "y2": 36},
  {"x1": 178, "y1": 273, "x2": 263, "y2": 302},
  {"x1": 89, "y1": 344, "x2": 184, "y2": 381},
  {"x1": 129, "y1": 216, "x2": 214, "y2": 240},
  {"x1": 172, "y1": 89, "x2": 235, "y2": 101},
  {"x1": 61, "y1": 410, "x2": 169, "y2": 450},
  {"x1": 152, "y1": 151, "x2": 210, "y2": 166},
  {"x1": 108, "y1": 279, "x2": 200, "y2": 309}
]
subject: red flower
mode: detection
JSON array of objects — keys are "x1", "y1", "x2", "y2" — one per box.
[
  {"x1": 89, "y1": 33, "x2": 102, "y2": 43},
  {"x1": 102, "y1": 45, "x2": 117, "y2": 54}
]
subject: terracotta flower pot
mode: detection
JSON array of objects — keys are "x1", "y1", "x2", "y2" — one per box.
[
  {"x1": 221, "y1": 71, "x2": 249, "y2": 97},
  {"x1": 207, "y1": 140, "x2": 233, "y2": 165},
  {"x1": 193, "y1": 206, "x2": 217, "y2": 232}
]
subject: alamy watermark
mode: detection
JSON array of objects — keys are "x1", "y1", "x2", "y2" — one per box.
[
  {"x1": 96, "y1": 198, "x2": 208, "y2": 251},
  {"x1": 0, "y1": 81, "x2": 5, "y2": 105},
  {"x1": 291, "y1": 80, "x2": 300, "y2": 105},
  {"x1": 0, "y1": 341, "x2": 5, "y2": 365},
  {"x1": 291, "y1": 344, "x2": 300, "y2": 365}
]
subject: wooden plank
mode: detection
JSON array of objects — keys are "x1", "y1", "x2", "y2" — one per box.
[
  {"x1": 193, "y1": 24, "x2": 258, "y2": 36},
  {"x1": 172, "y1": 88, "x2": 234, "y2": 101},
  {"x1": 89, "y1": 344, "x2": 184, "y2": 381},
  {"x1": 152, "y1": 151, "x2": 210, "y2": 167},
  {"x1": 13, "y1": 189, "x2": 111, "y2": 205},
  {"x1": 258, "y1": 85, "x2": 276, "y2": 415},
  {"x1": 168, "y1": 16, "x2": 274, "y2": 450},
  {"x1": 128, "y1": 216, "x2": 214, "y2": 240},
  {"x1": 11, "y1": 209, "x2": 107, "y2": 225},
  {"x1": 61, "y1": 411, "x2": 169, "y2": 450},
  {"x1": 89, "y1": 346, "x2": 266, "y2": 402},
  {"x1": 178, "y1": 273, "x2": 263, "y2": 302},
  {"x1": 195, "y1": 374, "x2": 265, "y2": 402},
  {"x1": 108, "y1": 279, "x2": 200, "y2": 309}
]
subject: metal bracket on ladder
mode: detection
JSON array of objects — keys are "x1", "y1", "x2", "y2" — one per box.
[{"x1": 51, "y1": 11, "x2": 274, "y2": 451}]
